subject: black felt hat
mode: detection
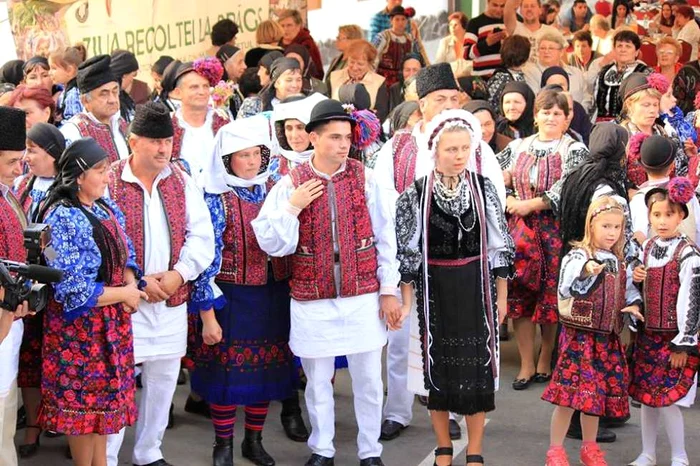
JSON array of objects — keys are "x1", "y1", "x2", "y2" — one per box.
[
  {"x1": 110, "y1": 50, "x2": 139, "y2": 80},
  {"x1": 640, "y1": 135, "x2": 675, "y2": 169},
  {"x1": 152, "y1": 56, "x2": 174, "y2": 76},
  {"x1": 338, "y1": 83, "x2": 371, "y2": 111},
  {"x1": 389, "y1": 6, "x2": 408, "y2": 17},
  {"x1": 259, "y1": 51, "x2": 284, "y2": 71},
  {"x1": 130, "y1": 102, "x2": 174, "y2": 139},
  {"x1": 416, "y1": 63, "x2": 459, "y2": 99},
  {"x1": 77, "y1": 55, "x2": 117, "y2": 94},
  {"x1": 305, "y1": 99, "x2": 355, "y2": 133},
  {"x1": 216, "y1": 44, "x2": 241, "y2": 64},
  {"x1": 0, "y1": 106, "x2": 27, "y2": 151},
  {"x1": 620, "y1": 72, "x2": 651, "y2": 102}
]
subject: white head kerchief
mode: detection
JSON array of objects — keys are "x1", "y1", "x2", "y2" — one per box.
[
  {"x1": 424, "y1": 109, "x2": 483, "y2": 170},
  {"x1": 273, "y1": 92, "x2": 327, "y2": 164}
]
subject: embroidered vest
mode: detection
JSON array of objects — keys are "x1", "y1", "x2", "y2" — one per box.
[
  {"x1": 392, "y1": 129, "x2": 419, "y2": 194},
  {"x1": 0, "y1": 192, "x2": 27, "y2": 262},
  {"x1": 559, "y1": 253, "x2": 626, "y2": 335},
  {"x1": 108, "y1": 159, "x2": 190, "y2": 307},
  {"x1": 278, "y1": 156, "x2": 292, "y2": 176},
  {"x1": 512, "y1": 136, "x2": 570, "y2": 200},
  {"x1": 218, "y1": 184, "x2": 291, "y2": 285},
  {"x1": 72, "y1": 113, "x2": 128, "y2": 164},
  {"x1": 14, "y1": 175, "x2": 31, "y2": 214},
  {"x1": 376, "y1": 32, "x2": 414, "y2": 89},
  {"x1": 170, "y1": 112, "x2": 229, "y2": 163},
  {"x1": 642, "y1": 237, "x2": 691, "y2": 332},
  {"x1": 289, "y1": 159, "x2": 380, "y2": 301}
]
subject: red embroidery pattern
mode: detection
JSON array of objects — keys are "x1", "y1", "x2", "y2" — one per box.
[
  {"x1": 170, "y1": 112, "x2": 229, "y2": 161},
  {"x1": 72, "y1": 113, "x2": 128, "y2": 164},
  {"x1": 642, "y1": 238, "x2": 688, "y2": 332},
  {"x1": 219, "y1": 185, "x2": 291, "y2": 285},
  {"x1": 392, "y1": 130, "x2": 418, "y2": 194},
  {"x1": 561, "y1": 259, "x2": 626, "y2": 335},
  {"x1": 0, "y1": 193, "x2": 26, "y2": 262},
  {"x1": 277, "y1": 156, "x2": 291, "y2": 176},
  {"x1": 15, "y1": 175, "x2": 32, "y2": 214},
  {"x1": 376, "y1": 37, "x2": 413, "y2": 89},
  {"x1": 289, "y1": 159, "x2": 379, "y2": 301},
  {"x1": 512, "y1": 148, "x2": 563, "y2": 201},
  {"x1": 108, "y1": 160, "x2": 190, "y2": 306}
]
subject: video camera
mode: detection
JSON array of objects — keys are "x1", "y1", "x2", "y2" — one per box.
[{"x1": 0, "y1": 223, "x2": 63, "y2": 313}]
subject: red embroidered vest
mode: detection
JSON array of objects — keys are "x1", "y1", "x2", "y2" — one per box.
[
  {"x1": 14, "y1": 175, "x2": 31, "y2": 214},
  {"x1": 512, "y1": 136, "x2": 566, "y2": 200},
  {"x1": 72, "y1": 113, "x2": 128, "y2": 164},
  {"x1": 0, "y1": 191, "x2": 27, "y2": 262},
  {"x1": 643, "y1": 237, "x2": 691, "y2": 332},
  {"x1": 108, "y1": 159, "x2": 190, "y2": 307},
  {"x1": 289, "y1": 159, "x2": 380, "y2": 301},
  {"x1": 218, "y1": 185, "x2": 291, "y2": 285},
  {"x1": 170, "y1": 112, "x2": 229, "y2": 163},
  {"x1": 278, "y1": 156, "x2": 292, "y2": 176},
  {"x1": 392, "y1": 130, "x2": 418, "y2": 194},
  {"x1": 559, "y1": 254, "x2": 626, "y2": 335}
]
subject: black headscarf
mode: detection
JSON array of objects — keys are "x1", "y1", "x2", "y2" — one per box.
[
  {"x1": 260, "y1": 57, "x2": 302, "y2": 111},
  {"x1": 21, "y1": 123, "x2": 65, "y2": 218},
  {"x1": 388, "y1": 101, "x2": 420, "y2": 137},
  {"x1": 1, "y1": 60, "x2": 25, "y2": 86},
  {"x1": 496, "y1": 81, "x2": 535, "y2": 139},
  {"x1": 39, "y1": 138, "x2": 121, "y2": 281},
  {"x1": 464, "y1": 100, "x2": 499, "y2": 152},
  {"x1": 152, "y1": 56, "x2": 174, "y2": 77},
  {"x1": 158, "y1": 59, "x2": 182, "y2": 110},
  {"x1": 540, "y1": 66, "x2": 570, "y2": 88},
  {"x1": 559, "y1": 123, "x2": 630, "y2": 255},
  {"x1": 396, "y1": 52, "x2": 424, "y2": 93}
]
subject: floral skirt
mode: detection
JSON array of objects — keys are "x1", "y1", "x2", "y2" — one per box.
[
  {"x1": 39, "y1": 299, "x2": 137, "y2": 435},
  {"x1": 189, "y1": 278, "x2": 296, "y2": 406},
  {"x1": 18, "y1": 312, "x2": 43, "y2": 388},
  {"x1": 542, "y1": 326, "x2": 629, "y2": 417},
  {"x1": 629, "y1": 330, "x2": 699, "y2": 407}
]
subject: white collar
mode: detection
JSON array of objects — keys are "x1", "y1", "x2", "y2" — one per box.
[
  {"x1": 175, "y1": 108, "x2": 214, "y2": 130},
  {"x1": 309, "y1": 154, "x2": 347, "y2": 180},
  {"x1": 85, "y1": 111, "x2": 121, "y2": 128},
  {"x1": 121, "y1": 157, "x2": 172, "y2": 190}
]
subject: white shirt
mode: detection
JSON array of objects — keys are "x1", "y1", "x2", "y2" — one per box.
[
  {"x1": 111, "y1": 161, "x2": 215, "y2": 362},
  {"x1": 60, "y1": 111, "x2": 129, "y2": 159},
  {"x1": 175, "y1": 108, "x2": 218, "y2": 189},
  {"x1": 513, "y1": 23, "x2": 564, "y2": 61},
  {"x1": 676, "y1": 20, "x2": 700, "y2": 63},
  {"x1": 252, "y1": 156, "x2": 401, "y2": 358},
  {"x1": 523, "y1": 62, "x2": 594, "y2": 114}
]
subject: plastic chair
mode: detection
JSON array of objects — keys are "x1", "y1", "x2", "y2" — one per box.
[
  {"x1": 680, "y1": 40, "x2": 693, "y2": 63},
  {"x1": 640, "y1": 42, "x2": 657, "y2": 67}
]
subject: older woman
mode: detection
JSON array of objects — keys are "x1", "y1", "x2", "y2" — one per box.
[
  {"x1": 497, "y1": 89, "x2": 589, "y2": 391},
  {"x1": 238, "y1": 57, "x2": 304, "y2": 119},
  {"x1": 388, "y1": 53, "x2": 424, "y2": 112},
  {"x1": 37, "y1": 138, "x2": 146, "y2": 465},
  {"x1": 6, "y1": 84, "x2": 54, "y2": 129},
  {"x1": 396, "y1": 109, "x2": 513, "y2": 466},
  {"x1": 487, "y1": 35, "x2": 531, "y2": 117},
  {"x1": 675, "y1": 5, "x2": 700, "y2": 60},
  {"x1": 325, "y1": 25, "x2": 364, "y2": 87},
  {"x1": 435, "y1": 12, "x2": 468, "y2": 64},
  {"x1": 655, "y1": 37, "x2": 682, "y2": 84},
  {"x1": 464, "y1": 100, "x2": 513, "y2": 153},
  {"x1": 496, "y1": 81, "x2": 536, "y2": 140},
  {"x1": 329, "y1": 39, "x2": 390, "y2": 121}
]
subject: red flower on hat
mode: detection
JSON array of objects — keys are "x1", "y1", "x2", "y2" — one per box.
[
  {"x1": 646, "y1": 72, "x2": 669, "y2": 94},
  {"x1": 193, "y1": 57, "x2": 224, "y2": 87},
  {"x1": 627, "y1": 132, "x2": 650, "y2": 187},
  {"x1": 668, "y1": 176, "x2": 694, "y2": 205},
  {"x1": 404, "y1": 7, "x2": 416, "y2": 17}
]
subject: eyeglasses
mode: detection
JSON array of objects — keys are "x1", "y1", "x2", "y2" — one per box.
[
  {"x1": 657, "y1": 50, "x2": 677, "y2": 56},
  {"x1": 539, "y1": 46, "x2": 562, "y2": 52}
]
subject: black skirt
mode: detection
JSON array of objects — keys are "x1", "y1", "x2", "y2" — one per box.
[{"x1": 417, "y1": 258, "x2": 496, "y2": 415}]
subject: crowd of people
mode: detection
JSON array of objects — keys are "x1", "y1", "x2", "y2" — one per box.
[{"x1": 0, "y1": 0, "x2": 699, "y2": 465}]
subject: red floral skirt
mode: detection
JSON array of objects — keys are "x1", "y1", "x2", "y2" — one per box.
[
  {"x1": 18, "y1": 312, "x2": 43, "y2": 388},
  {"x1": 542, "y1": 326, "x2": 629, "y2": 418},
  {"x1": 629, "y1": 330, "x2": 699, "y2": 407},
  {"x1": 38, "y1": 299, "x2": 137, "y2": 435}
]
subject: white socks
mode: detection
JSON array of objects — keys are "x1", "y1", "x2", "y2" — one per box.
[{"x1": 636, "y1": 405, "x2": 689, "y2": 465}]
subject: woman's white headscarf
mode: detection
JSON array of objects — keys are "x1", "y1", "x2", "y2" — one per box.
[
  {"x1": 204, "y1": 113, "x2": 273, "y2": 194},
  {"x1": 424, "y1": 108, "x2": 483, "y2": 167},
  {"x1": 272, "y1": 92, "x2": 327, "y2": 164}
]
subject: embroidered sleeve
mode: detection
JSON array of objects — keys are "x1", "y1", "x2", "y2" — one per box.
[
  {"x1": 671, "y1": 133, "x2": 689, "y2": 177},
  {"x1": 190, "y1": 193, "x2": 226, "y2": 314},
  {"x1": 486, "y1": 71, "x2": 508, "y2": 117},
  {"x1": 558, "y1": 248, "x2": 599, "y2": 299},
  {"x1": 625, "y1": 259, "x2": 643, "y2": 306},
  {"x1": 495, "y1": 141, "x2": 516, "y2": 171},
  {"x1": 672, "y1": 246, "x2": 700, "y2": 350},
  {"x1": 484, "y1": 178, "x2": 514, "y2": 278},
  {"x1": 396, "y1": 183, "x2": 422, "y2": 284},
  {"x1": 44, "y1": 205, "x2": 105, "y2": 321},
  {"x1": 237, "y1": 96, "x2": 263, "y2": 120},
  {"x1": 103, "y1": 197, "x2": 142, "y2": 279},
  {"x1": 544, "y1": 142, "x2": 589, "y2": 214}
]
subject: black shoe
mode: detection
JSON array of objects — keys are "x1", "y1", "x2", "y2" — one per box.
[
  {"x1": 601, "y1": 413, "x2": 630, "y2": 428},
  {"x1": 534, "y1": 373, "x2": 552, "y2": 383},
  {"x1": 566, "y1": 423, "x2": 616, "y2": 443},
  {"x1": 359, "y1": 457, "x2": 384, "y2": 466},
  {"x1": 280, "y1": 395, "x2": 309, "y2": 442},
  {"x1": 305, "y1": 454, "x2": 334, "y2": 466},
  {"x1": 177, "y1": 368, "x2": 187, "y2": 385},
  {"x1": 466, "y1": 454, "x2": 485, "y2": 464},
  {"x1": 136, "y1": 372, "x2": 142, "y2": 389},
  {"x1": 134, "y1": 460, "x2": 174, "y2": 466},
  {"x1": 44, "y1": 430, "x2": 64, "y2": 438},
  {"x1": 65, "y1": 445, "x2": 72, "y2": 459},
  {"x1": 184, "y1": 395, "x2": 211, "y2": 418},
  {"x1": 512, "y1": 375, "x2": 535, "y2": 390},
  {"x1": 379, "y1": 420, "x2": 407, "y2": 441},
  {"x1": 433, "y1": 447, "x2": 453, "y2": 466},
  {"x1": 16, "y1": 405, "x2": 26, "y2": 430},
  {"x1": 17, "y1": 426, "x2": 41, "y2": 458},
  {"x1": 449, "y1": 419, "x2": 461, "y2": 440},
  {"x1": 241, "y1": 429, "x2": 275, "y2": 466},
  {"x1": 213, "y1": 436, "x2": 233, "y2": 466},
  {"x1": 167, "y1": 403, "x2": 174, "y2": 429},
  {"x1": 499, "y1": 322, "x2": 509, "y2": 341}
]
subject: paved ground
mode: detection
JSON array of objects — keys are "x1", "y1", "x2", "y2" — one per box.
[{"x1": 18, "y1": 328, "x2": 700, "y2": 466}]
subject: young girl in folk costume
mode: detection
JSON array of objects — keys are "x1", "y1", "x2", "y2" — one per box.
[
  {"x1": 396, "y1": 109, "x2": 514, "y2": 466},
  {"x1": 188, "y1": 114, "x2": 298, "y2": 466},
  {"x1": 49, "y1": 46, "x2": 84, "y2": 125},
  {"x1": 628, "y1": 177, "x2": 700, "y2": 466},
  {"x1": 542, "y1": 197, "x2": 644, "y2": 466}
]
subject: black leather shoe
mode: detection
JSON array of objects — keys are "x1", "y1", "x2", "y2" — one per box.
[
  {"x1": 18, "y1": 426, "x2": 41, "y2": 458},
  {"x1": 534, "y1": 373, "x2": 552, "y2": 383},
  {"x1": 305, "y1": 454, "x2": 334, "y2": 466},
  {"x1": 466, "y1": 454, "x2": 485, "y2": 464},
  {"x1": 136, "y1": 372, "x2": 142, "y2": 389},
  {"x1": 177, "y1": 368, "x2": 187, "y2": 385},
  {"x1": 241, "y1": 429, "x2": 275, "y2": 466},
  {"x1": 449, "y1": 419, "x2": 461, "y2": 440},
  {"x1": 359, "y1": 457, "x2": 384, "y2": 466},
  {"x1": 601, "y1": 413, "x2": 630, "y2": 428},
  {"x1": 567, "y1": 422, "x2": 616, "y2": 443},
  {"x1": 44, "y1": 430, "x2": 64, "y2": 438},
  {"x1": 167, "y1": 403, "x2": 174, "y2": 429},
  {"x1": 184, "y1": 395, "x2": 211, "y2": 418},
  {"x1": 213, "y1": 436, "x2": 233, "y2": 466},
  {"x1": 499, "y1": 323, "x2": 509, "y2": 341},
  {"x1": 134, "y1": 459, "x2": 174, "y2": 466},
  {"x1": 433, "y1": 447, "x2": 453, "y2": 466},
  {"x1": 512, "y1": 375, "x2": 535, "y2": 390},
  {"x1": 280, "y1": 395, "x2": 309, "y2": 442},
  {"x1": 379, "y1": 420, "x2": 407, "y2": 441},
  {"x1": 16, "y1": 405, "x2": 26, "y2": 430}
]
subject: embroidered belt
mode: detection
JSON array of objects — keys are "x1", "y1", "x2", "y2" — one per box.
[{"x1": 427, "y1": 256, "x2": 480, "y2": 267}]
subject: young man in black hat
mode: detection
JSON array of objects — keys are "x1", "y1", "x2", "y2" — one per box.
[
  {"x1": 0, "y1": 106, "x2": 32, "y2": 466},
  {"x1": 253, "y1": 99, "x2": 402, "y2": 466},
  {"x1": 106, "y1": 102, "x2": 214, "y2": 466},
  {"x1": 372, "y1": 62, "x2": 507, "y2": 442},
  {"x1": 61, "y1": 54, "x2": 130, "y2": 163}
]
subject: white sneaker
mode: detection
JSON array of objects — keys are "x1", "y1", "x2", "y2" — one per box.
[
  {"x1": 628, "y1": 453, "x2": 656, "y2": 466},
  {"x1": 670, "y1": 457, "x2": 690, "y2": 466}
]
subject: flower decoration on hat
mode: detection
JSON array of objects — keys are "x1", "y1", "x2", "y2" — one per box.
[
  {"x1": 341, "y1": 103, "x2": 379, "y2": 151},
  {"x1": 646, "y1": 72, "x2": 670, "y2": 94},
  {"x1": 668, "y1": 176, "x2": 694, "y2": 205},
  {"x1": 404, "y1": 7, "x2": 416, "y2": 17},
  {"x1": 193, "y1": 56, "x2": 224, "y2": 87},
  {"x1": 627, "y1": 132, "x2": 649, "y2": 188}
]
